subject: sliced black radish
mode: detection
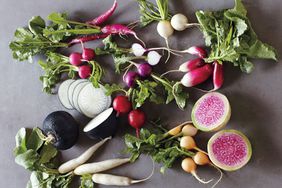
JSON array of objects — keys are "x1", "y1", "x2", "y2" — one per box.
[
  {"x1": 77, "y1": 83, "x2": 111, "y2": 118},
  {"x1": 58, "y1": 79, "x2": 75, "y2": 109},
  {"x1": 72, "y1": 81, "x2": 90, "y2": 112},
  {"x1": 84, "y1": 107, "x2": 118, "y2": 139},
  {"x1": 67, "y1": 79, "x2": 88, "y2": 108},
  {"x1": 42, "y1": 111, "x2": 79, "y2": 150}
]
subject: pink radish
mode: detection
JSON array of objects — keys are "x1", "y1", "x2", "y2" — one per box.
[
  {"x1": 211, "y1": 61, "x2": 224, "y2": 91},
  {"x1": 173, "y1": 46, "x2": 207, "y2": 58},
  {"x1": 68, "y1": 33, "x2": 110, "y2": 45},
  {"x1": 101, "y1": 24, "x2": 144, "y2": 45},
  {"x1": 69, "y1": 52, "x2": 82, "y2": 66},
  {"x1": 86, "y1": 0, "x2": 117, "y2": 26},
  {"x1": 128, "y1": 109, "x2": 146, "y2": 138},
  {"x1": 181, "y1": 64, "x2": 213, "y2": 87},
  {"x1": 179, "y1": 58, "x2": 205, "y2": 72},
  {"x1": 113, "y1": 96, "x2": 132, "y2": 116},
  {"x1": 82, "y1": 48, "x2": 95, "y2": 61},
  {"x1": 79, "y1": 65, "x2": 92, "y2": 79}
]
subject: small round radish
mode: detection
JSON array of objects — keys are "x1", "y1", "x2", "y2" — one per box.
[
  {"x1": 123, "y1": 71, "x2": 138, "y2": 88},
  {"x1": 180, "y1": 136, "x2": 207, "y2": 154},
  {"x1": 137, "y1": 63, "x2": 152, "y2": 77},
  {"x1": 193, "y1": 152, "x2": 210, "y2": 166},
  {"x1": 78, "y1": 65, "x2": 92, "y2": 79},
  {"x1": 171, "y1": 14, "x2": 200, "y2": 31},
  {"x1": 147, "y1": 51, "x2": 162, "y2": 66},
  {"x1": 181, "y1": 158, "x2": 212, "y2": 184},
  {"x1": 113, "y1": 96, "x2": 132, "y2": 115},
  {"x1": 69, "y1": 52, "x2": 82, "y2": 66},
  {"x1": 82, "y1": 48, "x2": 95, "y2": 61},
  {"x1": 181, "y1": 124, "x2": 198, "y2": 137},
  {"x1": 132, "y1": 43, "x2": 146, "y2": 57},
  {"x1": 128, "y1": 109, "x2": 146, "y2": 138},
  {"x1": 157, "y1": 20, "x2": 174, "y2": 39}
]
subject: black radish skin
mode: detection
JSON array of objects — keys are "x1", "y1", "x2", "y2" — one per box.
[
  {"x1": 84, "y1": 108, "x2": 118, "y2": 139},
  {"x1": 42, "y1": 111, "x2": 79, "y2": 150}
]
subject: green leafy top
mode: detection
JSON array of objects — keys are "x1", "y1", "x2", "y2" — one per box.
[{"x1": 196, "y1": 0, "x2": 278, "y2": 73}]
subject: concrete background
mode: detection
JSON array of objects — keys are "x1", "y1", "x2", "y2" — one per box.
[{"x1": 0, "y1": 0, "x2": 281, "y2": 187}]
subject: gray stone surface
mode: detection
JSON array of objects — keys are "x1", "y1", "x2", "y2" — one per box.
[{"x1": 0, "y1": 0, "x2": 281, "y2": 187}]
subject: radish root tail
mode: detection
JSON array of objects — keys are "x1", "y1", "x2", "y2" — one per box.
[
  {"x1": 131, "y1": 158, "x2": 155, "y2": 184},
  {"x1": 164, "y1": 38, "x2": 171, "y2": 64},
  {"x1": 210, "y1": 164, "x2": 223, "y2": 188},
  {"x1": 194, "y1": 147, "x2": 209, "y2": 155},
  {"x1": 192, "y1": 171, "x2": 213, "y2": 184}
]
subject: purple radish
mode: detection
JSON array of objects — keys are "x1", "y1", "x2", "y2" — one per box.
[
  {"x1": 79, "y1": 65, "x2": 92, "y2": 79},
  {"x1": 191, "y1": 92, "x2": 231, "y2": 132},
  {"x1": 101, "y1": 24, "x2": 144, "y2": 45},
  {"x1": 211, "y1": 61, "x2": 224, "y2": 91},
  {"x1": 137, "y1": 63, "x2": 152, "y2": 77},
  {"x1": 68, "y1": 34, "x2": 110, "y2": 45},
  {"x1": 69, "y1": 52, "x2": 82, "y2": 66},
  {"x1": 181, "y1": 64, "x2": 213, "y2": 87},
  {"x1": 86, "y1": 0, "x2": 117, "y2": 26},
  {"x1": 179, "y1": 58, "x2": 205, "y2": 72},
  {"x1": 82, "y1": 48, "x2": 95, "y2": 61},
  {"x1": 123, "y1": 71, "x2": 138, "y2": 88},
  {"x1": 208, "y1": 129, "x2": 252, "y2": 171}
]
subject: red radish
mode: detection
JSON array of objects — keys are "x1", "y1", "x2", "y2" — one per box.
[
  {"x1": 69, "y1": 52, "x2": 82, "y2": 66},
  {"x1": 79, "y1": 65, "x2": 92, "y2": 79},
  {"x1": 128, "y1": 109, "x2": 146, "y2": 138},
  {"x1": 101, "y1": 24, "x2": 144, "y2": 45},
  {"x1": 86, "y1": 0, "x2": 117, "y2": 26},
  {"x1": 68, "y1": 33, "x2": 110, "y2": 45},
  {"x1": 173, "y1": 46, "x2": 207, "y2": 58},
  {"x1": 211, "y1": 61, "x2": 224, "y2": 91},
  {"x1": 113, "y1": 96, "x2": 132, "y2": 116},
  {"x1": 123, "y1": 71, "x2": 138, "y2": 88},
  {"x1": 137, "y1": 63, "x2": 152, "y2": 77},
  {"x1": 179, "y1": 58, "x2": 205, "y2": 72},
  {"x1": 181, "y1": 64, "x2": 213, "y2": 87},
  {"x1": 82, "y1": 48, "x2": 95, "y2": 61}
]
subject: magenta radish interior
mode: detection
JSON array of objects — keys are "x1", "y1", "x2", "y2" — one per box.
[
  {"x1": 192, "y1": 92, "x2": 230, "y2": 131},
  {"x1": 208, "y1": 130, "x2": 252, "y2": 171}
]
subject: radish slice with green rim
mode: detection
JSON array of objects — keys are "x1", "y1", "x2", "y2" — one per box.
[
  {"x1": 72, "y1": 80, "x2": 89, "y2": 112},
  {"x1": 191, "y1": 92, "x2": 231, "y2": 132},
  {"x1": 208, "y1": 129, "x2": 252, "y2": 171},
  {"x1": 58, "y1": 79, "x2": 76, "y2": 109},
  {"x1": 78, "y1": 83, "x2": 111, "y2": 118},
  {"x1": 68, "y1": 79, "x2": 87, "y2": 108}
]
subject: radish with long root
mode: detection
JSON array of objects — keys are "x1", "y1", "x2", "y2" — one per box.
[
  {"x1": 58, "y1": 137, "x2": 111, "y2": 174},
  {"x1": 74, "y1": 158, "x2": 130, "y2": 175},
  {"x1": 171, "y1": 13, "x2": 200, "y2": 31},
  {"x1": 210, "y1": 61, "x2": 224, "y2": 91},
  {"x1": 193, "y1": 151, "x2": 223, "y2": 188},
  {"x1": 181, "y1": 157, "x2": 213, "y2": 184},
  {"x1": 68, "y1": 33, "x2": 110, "y2": 45}
]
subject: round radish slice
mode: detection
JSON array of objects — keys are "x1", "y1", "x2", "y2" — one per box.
[
  {"x1": 72, "y1": 80, "x2": 89, "y2": 112},
  {"x1": 208, "y1": 129, "x2": 252, "y2": 171},
  {"x1": 77, "y1": 83, "x2": 111, "y2": 118},
  {"x1": 68, "y1": 79, "x2": 87, "y2": 108},
  {"x1": 58, "y1": 79, "x2": 75, "y2": 109},
  {"x1": 191, "y1": 92, "x2": 231, "y2": 132}
]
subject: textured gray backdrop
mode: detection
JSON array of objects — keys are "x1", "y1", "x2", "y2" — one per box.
[{"x1": 0, "y1": 0, "x2": 281, "y2": 188}]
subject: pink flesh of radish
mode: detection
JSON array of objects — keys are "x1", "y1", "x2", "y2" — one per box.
[
  {"x1": 211, "y1": 133, "x2": 248, "y2": 166},
  {"x1": 179, "y1": 58, "x2": 205, "y2": 72},
  {"x1": 195, "y1": 95, "x2": 225, "y2": 127},
  {"x1": 212, "y1": 61, "x2": 224, "y2": 91},
  {"x1": 181, "y1": 64, "x2": 213, "y2": 87}
]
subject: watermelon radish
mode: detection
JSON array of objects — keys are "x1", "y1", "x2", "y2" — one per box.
[
  {"x1": 208, "y1": 130, "x2": 252, "y2": 171},
  {"x1": 191, "y1": 92, "x2": 231, "y2": 132}
]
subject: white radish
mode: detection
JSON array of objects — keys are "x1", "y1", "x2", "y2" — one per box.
[
  {"x1": 58, "y1": 137, "x2": 111, "y2": 174},
  {"x1": 157, "y1": 20, "x2": 174, "y2": 63},
  {"x1": 171, "y1": 14, "x2": 200, "y2": 31},
  {"x1": 147, "y1": 51, "x2": 162, "y2": 66},
  {"x1": 74, "y1": 158, "x2": 130, "y2": 175},
  {"x1": 132, "y1": 43, "x2": 146, "y2": 56}
]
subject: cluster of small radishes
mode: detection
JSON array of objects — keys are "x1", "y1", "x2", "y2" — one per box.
[
  {"x1": 69, "y1": 47, "x2": 96, "y2": 79},
  {"x1": 112, "y1": 95, "x2": 146, "y2": 137}
]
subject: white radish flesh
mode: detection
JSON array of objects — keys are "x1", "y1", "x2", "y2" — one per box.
[
  {"x1": 147, "y1": 51, "x2": 162, "y2": 66},
  {"x1": 58, "y1": 79, "x2": 75, "y2": 109},
  {"x1": 72, "y1": 81, "x2": 90, "y2": 112},
  {"x1": 68, "y1": 79, "x2": 87, "y2": 108},
  {"x1": 74, "y1": 158, "x2": 130, "y2": 175},
  {"x1": 171, "y1": 14, "x2": 200, "y2": 31},
  {"x1": 58, "y1": 137, "x2": 111, "y2": 174}
]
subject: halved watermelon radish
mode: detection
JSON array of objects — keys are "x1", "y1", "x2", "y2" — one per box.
[
  {"x1": 208, "y1": 130, "x2": 252, "y2": 171},
  {"x1": 191, "y1": 92, "x2": 231, "y2": 132}
]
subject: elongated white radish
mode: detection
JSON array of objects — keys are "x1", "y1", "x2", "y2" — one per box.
[
  {"x1": 74, "y1": 158, "x2": 130, "y2": 175},
  {"x1": 58, "y1": 79, "x2": 75, "y2": 109},
  {"x1": 58, "y1": 137, "x2": 111, "y2": 174},
  {"x1": 171, "y1": 14, "x2": 200, "y2": 31}
]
